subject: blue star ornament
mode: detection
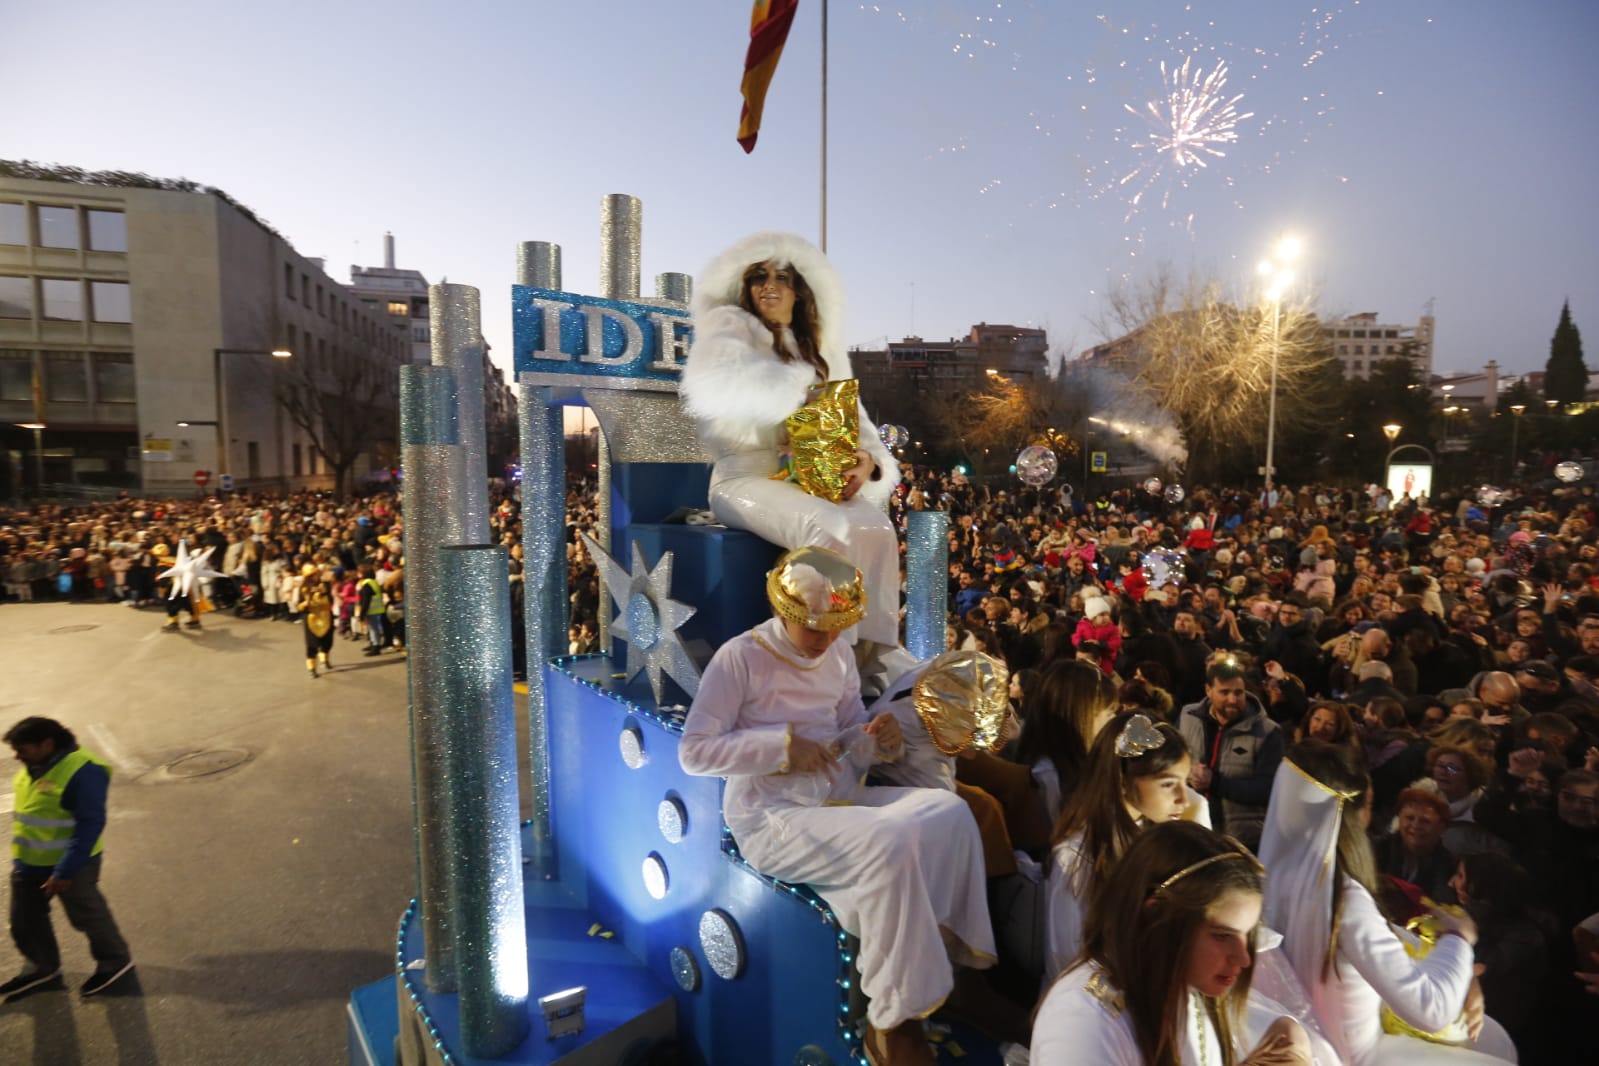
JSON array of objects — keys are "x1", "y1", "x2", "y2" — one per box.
[
  {"x1": 156, "y1": 539, "x2": 226, "y2": 599},
  {"x1": 579, "y1": 534, "x2": 700, "y2": 704}
]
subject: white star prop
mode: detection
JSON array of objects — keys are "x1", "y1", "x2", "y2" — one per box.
[
  {"x1": 156, "y1": 539, "x2": 226, "y2": 599},
  {"x1": 580, "y1": 533, "x2": 700, "y2": 705}
]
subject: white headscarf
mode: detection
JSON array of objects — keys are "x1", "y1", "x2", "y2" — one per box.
[{"x1": 1258, "y1": 760, "x2": 1352, "y2": 1065}]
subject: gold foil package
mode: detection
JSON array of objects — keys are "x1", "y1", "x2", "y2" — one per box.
[{"x1": 775, "y1": 379, "x2": 860, "y2": 503}]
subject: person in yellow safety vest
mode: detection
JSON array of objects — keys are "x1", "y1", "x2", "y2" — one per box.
[
  {"x1": 357, "y1": 562, "x2": 387, "y2": 657},
  {"x1": 1, "y1": 717, "x2": 134, "y2": 1002}
]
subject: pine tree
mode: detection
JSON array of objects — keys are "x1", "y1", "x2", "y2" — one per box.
[{"x1": 1545, "y1": 300, "x2": 1587, "y2": 405}]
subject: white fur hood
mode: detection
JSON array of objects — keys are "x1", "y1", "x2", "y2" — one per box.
[{"x1": 681, "y1": 231, "x2": 898, "y2": 509}]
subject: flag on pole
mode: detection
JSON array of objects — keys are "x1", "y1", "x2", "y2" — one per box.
[{"x1": 737, "y1": 0, "x2": 800, "y2": 153}]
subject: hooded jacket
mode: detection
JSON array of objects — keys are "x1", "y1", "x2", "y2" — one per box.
[{"x1": 680, "y1": 232, "x2": 898, "y2": 510}]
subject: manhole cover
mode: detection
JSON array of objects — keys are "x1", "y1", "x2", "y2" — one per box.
[
  {"x1": 165, "y1": 749, "x2": 250, "y2": 778},
  {"x1": 49, "y1": 624, "x2": 100, "y2": 634}
]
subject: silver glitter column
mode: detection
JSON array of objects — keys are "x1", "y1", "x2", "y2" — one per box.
[
  {"x1": 436, "y1": 545, "x2": 530, "y2": 1058},
  {"x1": 654, "y1": 271, "x2": 692, "y2": 306},
  {"x1": 905, "y1": 510, "x2": 950, "y2": 660},
  {"x1": 400, "y1": 364, "x2": 466, "y2": 992},
  {"x1": 599, "y1": 194, "x2": 642, "y2": 301},
  {"x1": 594, "y1": 195, "x2": 640, "y2": 651},
  {"x1": 430, "y1": 283, "x2": 489, "y2": 543},
  {"x1": 515, "y1": 241, "x2": 561, "y2": 289},
  {"x1": 516, "y1": 381, "x2": 564, "y2": 878}
]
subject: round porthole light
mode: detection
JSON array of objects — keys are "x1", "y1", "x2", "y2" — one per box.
[
  {"x1": 698, "y1": 908, "x2": 746, "y2": 980},
  {"x1": 658, "y1": 796, "x2": 687, "y2": 843},
  {"x1": 619, "y1": 719, "x2": 646, "y2": 769},
  {"x1": 642, "y1": 852, "x2": 669, "y2": 900},
  {"x1": 669, "y1": 945, "x2": 700, "y2": 992}
]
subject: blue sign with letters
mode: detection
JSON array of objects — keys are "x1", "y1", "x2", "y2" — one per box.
[{"x1": 512, "y1": 286, "x2": 692, "y2": 391}]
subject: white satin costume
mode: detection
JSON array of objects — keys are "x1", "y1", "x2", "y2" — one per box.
[
  {"x1": 679, "y1": 617, "x2": 995, "y2": 1030},
  {"x1": 1042, "y1": 807, "x2": 1342, "y2": 1064},
  {"x1": 1032, "y1": 965, "x2": 1234, "y2": 1066},
  {"x1": 680, "y1": 232, "x2": 902, "y2": 648},
  {"x1": 1259, "y1": 762, "x2": 1517, "y2": 1065}
]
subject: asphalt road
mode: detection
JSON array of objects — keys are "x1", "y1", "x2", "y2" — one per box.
[{"x1": 0, "y1": 598, "x2": 420, "y2": 1066}]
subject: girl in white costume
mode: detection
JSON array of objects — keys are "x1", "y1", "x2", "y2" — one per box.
[
  {"x1": 1033, "y1": 821, "x2": 1311, "y2": 1065},
  {"x1": 680, "y1": 233, "x2": 903, "y2": 661},
  {"x1": 1044, "y1": 714, "x2": 1341, "y2": 1064},
  {"x1": 1258, "y1": 741, "x2": 1518, "y2": 1065},
  {"x1": 679, "y1": 546, "x2": 994, "y2": 1066}
]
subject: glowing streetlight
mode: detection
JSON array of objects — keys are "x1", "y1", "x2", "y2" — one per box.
[
  {"x1": 1509, "y1": 403, "x2": 1527, "y2": 477},
  {"x1": 1258, "y1": 232, "x2": 1301, "y2": 497},
  {"x1": 1382, "y1": 423, "x2": 1402, "y2": 445}
]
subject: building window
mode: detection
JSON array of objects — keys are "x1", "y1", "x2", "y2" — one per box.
[
  {"x1": 285, "y1": 263, "x2": 295, "y2": 299},
  {"x1": 0, "y1": 203, "x2": 25, "y2": 246},
  {"x1": 90, "y1": 281, "x2": 132, "y2": 323},
  {"x1": 0, "y1": 275, "x2": 30, "y2": 318},
  {"x1": 387, "y1": 301, "x2": 408, "y2": 317},
  {"x1": 1353, "y1": 360, "x2": 1364, "y2": 372},
  {"x1": 0, "y1": 350, "x2": 33, "y2": 401},
  {"x1": 309, "y1": 448, "x2": 318, "y2": 475},
  {"x1": 293, "y1": 443, "x2": 303, "y2": 476},
  {"x1": 46, "y1": 351, "x2": 88, "y2": 402},
  {"x1": 301, "y1": 274, "x2": 310, "y2": 305},
  {"x1": 247, "y1": 441, "x2": 260, "y2": 480},
  {"x1": 1353, "y1": 344, "x2": 1364, "y2": 355},
  {"x1": 316, "y1": 285, "x2": 324, "y2": 316},
  {"x1": 86, "y1": 210, "x2": 127, "y2": 252},
  {"x1": 35, "y1": 205, "x2": 79, "y2": 249},
  {"x1": 93, "y1": 352, "x2": 135, "y2": 403},
  {"x1": 41, "y1": 279, "x2": 83, "y2": 321}
]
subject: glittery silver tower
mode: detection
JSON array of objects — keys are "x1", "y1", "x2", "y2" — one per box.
[
  {"x1": 436, "y1": 545, "x2": 530, "y2": 1057},
  {"x1": 399, "y1": 364, "x2": 467, "y2": 992},
  {"x1": 594, "y1": 195, "x2": 642, "y2": 651},
  {"x1": 430, "y1": 283, "x2": 489, "y2": 543},
  {"x1": 599, "y1": 194, "x2": 642, "y2": 300},
  {"x1": 516, "y1": 241, "x2": 561, "y2": 289},
  {"x1": 654, "y1": 271, "x2": 692, "y2": 306},
  {"x1": 905, "y1": 510, "x2": 950, "y2": 660},
  {"x1": 516, "y1": 382, "x2": 563, "y2": 877},
  {"x1": 515, "y1": 247, "x2": 565, "y2": 879}
]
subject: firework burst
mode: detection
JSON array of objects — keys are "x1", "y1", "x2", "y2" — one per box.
[{"x1": 1118, "y1": 56, "x2": 1254, "y2": 216}]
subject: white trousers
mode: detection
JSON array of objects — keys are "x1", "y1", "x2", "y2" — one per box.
[
  {"x1": 736, "y1": 786, "x2": 995, "y2": 1029},
  {"x1": 1363, "y1": 1019, "x2": 1517, "y2": 1065},
  {"x1": 710, "y1": 455, "x2": 900, "y2": 647}
]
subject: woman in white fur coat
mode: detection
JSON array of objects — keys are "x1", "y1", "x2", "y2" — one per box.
[{"x1": 681, "y1": 232, "x2": 905, "y2": 674}]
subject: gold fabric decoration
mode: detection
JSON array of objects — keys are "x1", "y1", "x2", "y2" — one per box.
[
  {"x1": 765, "y1": 545, "x2": 866, "y2": 633},
  {"x1": 1379, "y1": 906, "x2": 1472, "y2": 1045},
  {"x1": 776, "y1": 378, "x2": 860, "y2": 503},
  {"x1": 911, "y1": 650, "x2": 1011, "y2": 755}
]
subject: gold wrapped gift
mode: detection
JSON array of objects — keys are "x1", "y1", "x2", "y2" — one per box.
[
  {"x1": 1378, "y1": 906, "x2": 1472, "y2": 1045},
  {"x1": 774, "y1": 379, "x2": 861, "y2": 503},
  {"x1": 912, "y1": 650, "x2": 1012, "y2": 755}
]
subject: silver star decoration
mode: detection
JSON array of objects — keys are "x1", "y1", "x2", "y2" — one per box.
[
  {"x1": 156, "y1": 539, "x2": 226, "y2": 599},
  {"x1": 580, "y1": 533, "x2": 700, "y2": 704}
]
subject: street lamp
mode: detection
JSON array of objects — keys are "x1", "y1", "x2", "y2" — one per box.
[
  {"x1": 15, "y1": 421, "x2": 45, "y2": 497},
  {"x1": 211, "y1": 346, "x2": 292, "y2": 489},
  {"x1": 1258, "y1": 233, "x2": 1301, "y2": 499},
  {"x1": 1509, "y1": 403, "x2": 1527, "y2": 478}
]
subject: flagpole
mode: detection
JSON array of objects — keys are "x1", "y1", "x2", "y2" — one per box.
[{"x1": 819, "y1": 0, "x2": 828, "y2": 252}]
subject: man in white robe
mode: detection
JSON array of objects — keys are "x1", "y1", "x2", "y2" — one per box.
[{"x1": 680, "y1": 546, "x2": 995, "y2": 1065}]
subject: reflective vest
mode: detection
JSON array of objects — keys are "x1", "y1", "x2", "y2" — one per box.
[
  {"x1": 12, "y1": 749, "x2": 109, "y2": 868},
  {"x1": 359, "y1": 578, "x2": 385, "y2": 616}
]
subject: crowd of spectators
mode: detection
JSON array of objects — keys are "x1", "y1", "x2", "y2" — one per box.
[
  {"x1": 890, "y1": 470, "x2": 1599, "y2": 1061},
  {"x1": 7, "y1": 469, "x2": 1599, "y2": 1058}
]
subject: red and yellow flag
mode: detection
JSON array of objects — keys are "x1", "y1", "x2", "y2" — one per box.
[{"x1": 737, "y1": 0, "x2": 800, "y2": 153}]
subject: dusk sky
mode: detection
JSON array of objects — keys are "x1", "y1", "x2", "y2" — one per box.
[{"x1": 7, "y1": 1, "x2": 1597, "y2": 378}]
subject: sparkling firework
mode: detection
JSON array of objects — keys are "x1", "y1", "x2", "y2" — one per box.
[{"x1": 1118, "y1": 56, "x2": 1254, "y2": 216}]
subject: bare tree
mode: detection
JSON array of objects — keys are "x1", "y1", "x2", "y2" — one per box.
[
  {"x1": 1090, "y1": 266, "x2": 1330, "y2": 481},
  {"x1": 926, "y1": 371, "x2": 1080, "y2": 478},
  {"x1": 274, "y1": 341, "x2": 399, "y2": 498}
]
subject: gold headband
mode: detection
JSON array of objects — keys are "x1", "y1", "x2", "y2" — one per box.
[{"x1": 1153, "y1": 839, "x2": 1264, "y2": 896}]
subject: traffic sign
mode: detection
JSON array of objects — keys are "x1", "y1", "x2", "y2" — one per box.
[
  {"x1": 1090, "y1": 451, "x2": 1108, "y2": 473},
  {"x1": 194, "y1": 469, "x2": 210, "y2": 487},
  {"x1": 219, "y1": 473, "x2": 234, "y2": 491}
]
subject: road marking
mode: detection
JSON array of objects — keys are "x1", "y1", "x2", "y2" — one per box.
[{"x1": 84, "y1": 723, "x2": 152, "y2": 778}]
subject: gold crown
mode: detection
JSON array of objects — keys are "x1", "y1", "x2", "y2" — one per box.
[{"x1": 766, "y1": 546, "x2": 866, "y2": 633}]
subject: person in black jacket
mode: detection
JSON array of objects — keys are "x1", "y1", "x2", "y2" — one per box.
[{"x1": 1259, "y1": 599, "x2": 1325, "y2": 694}]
